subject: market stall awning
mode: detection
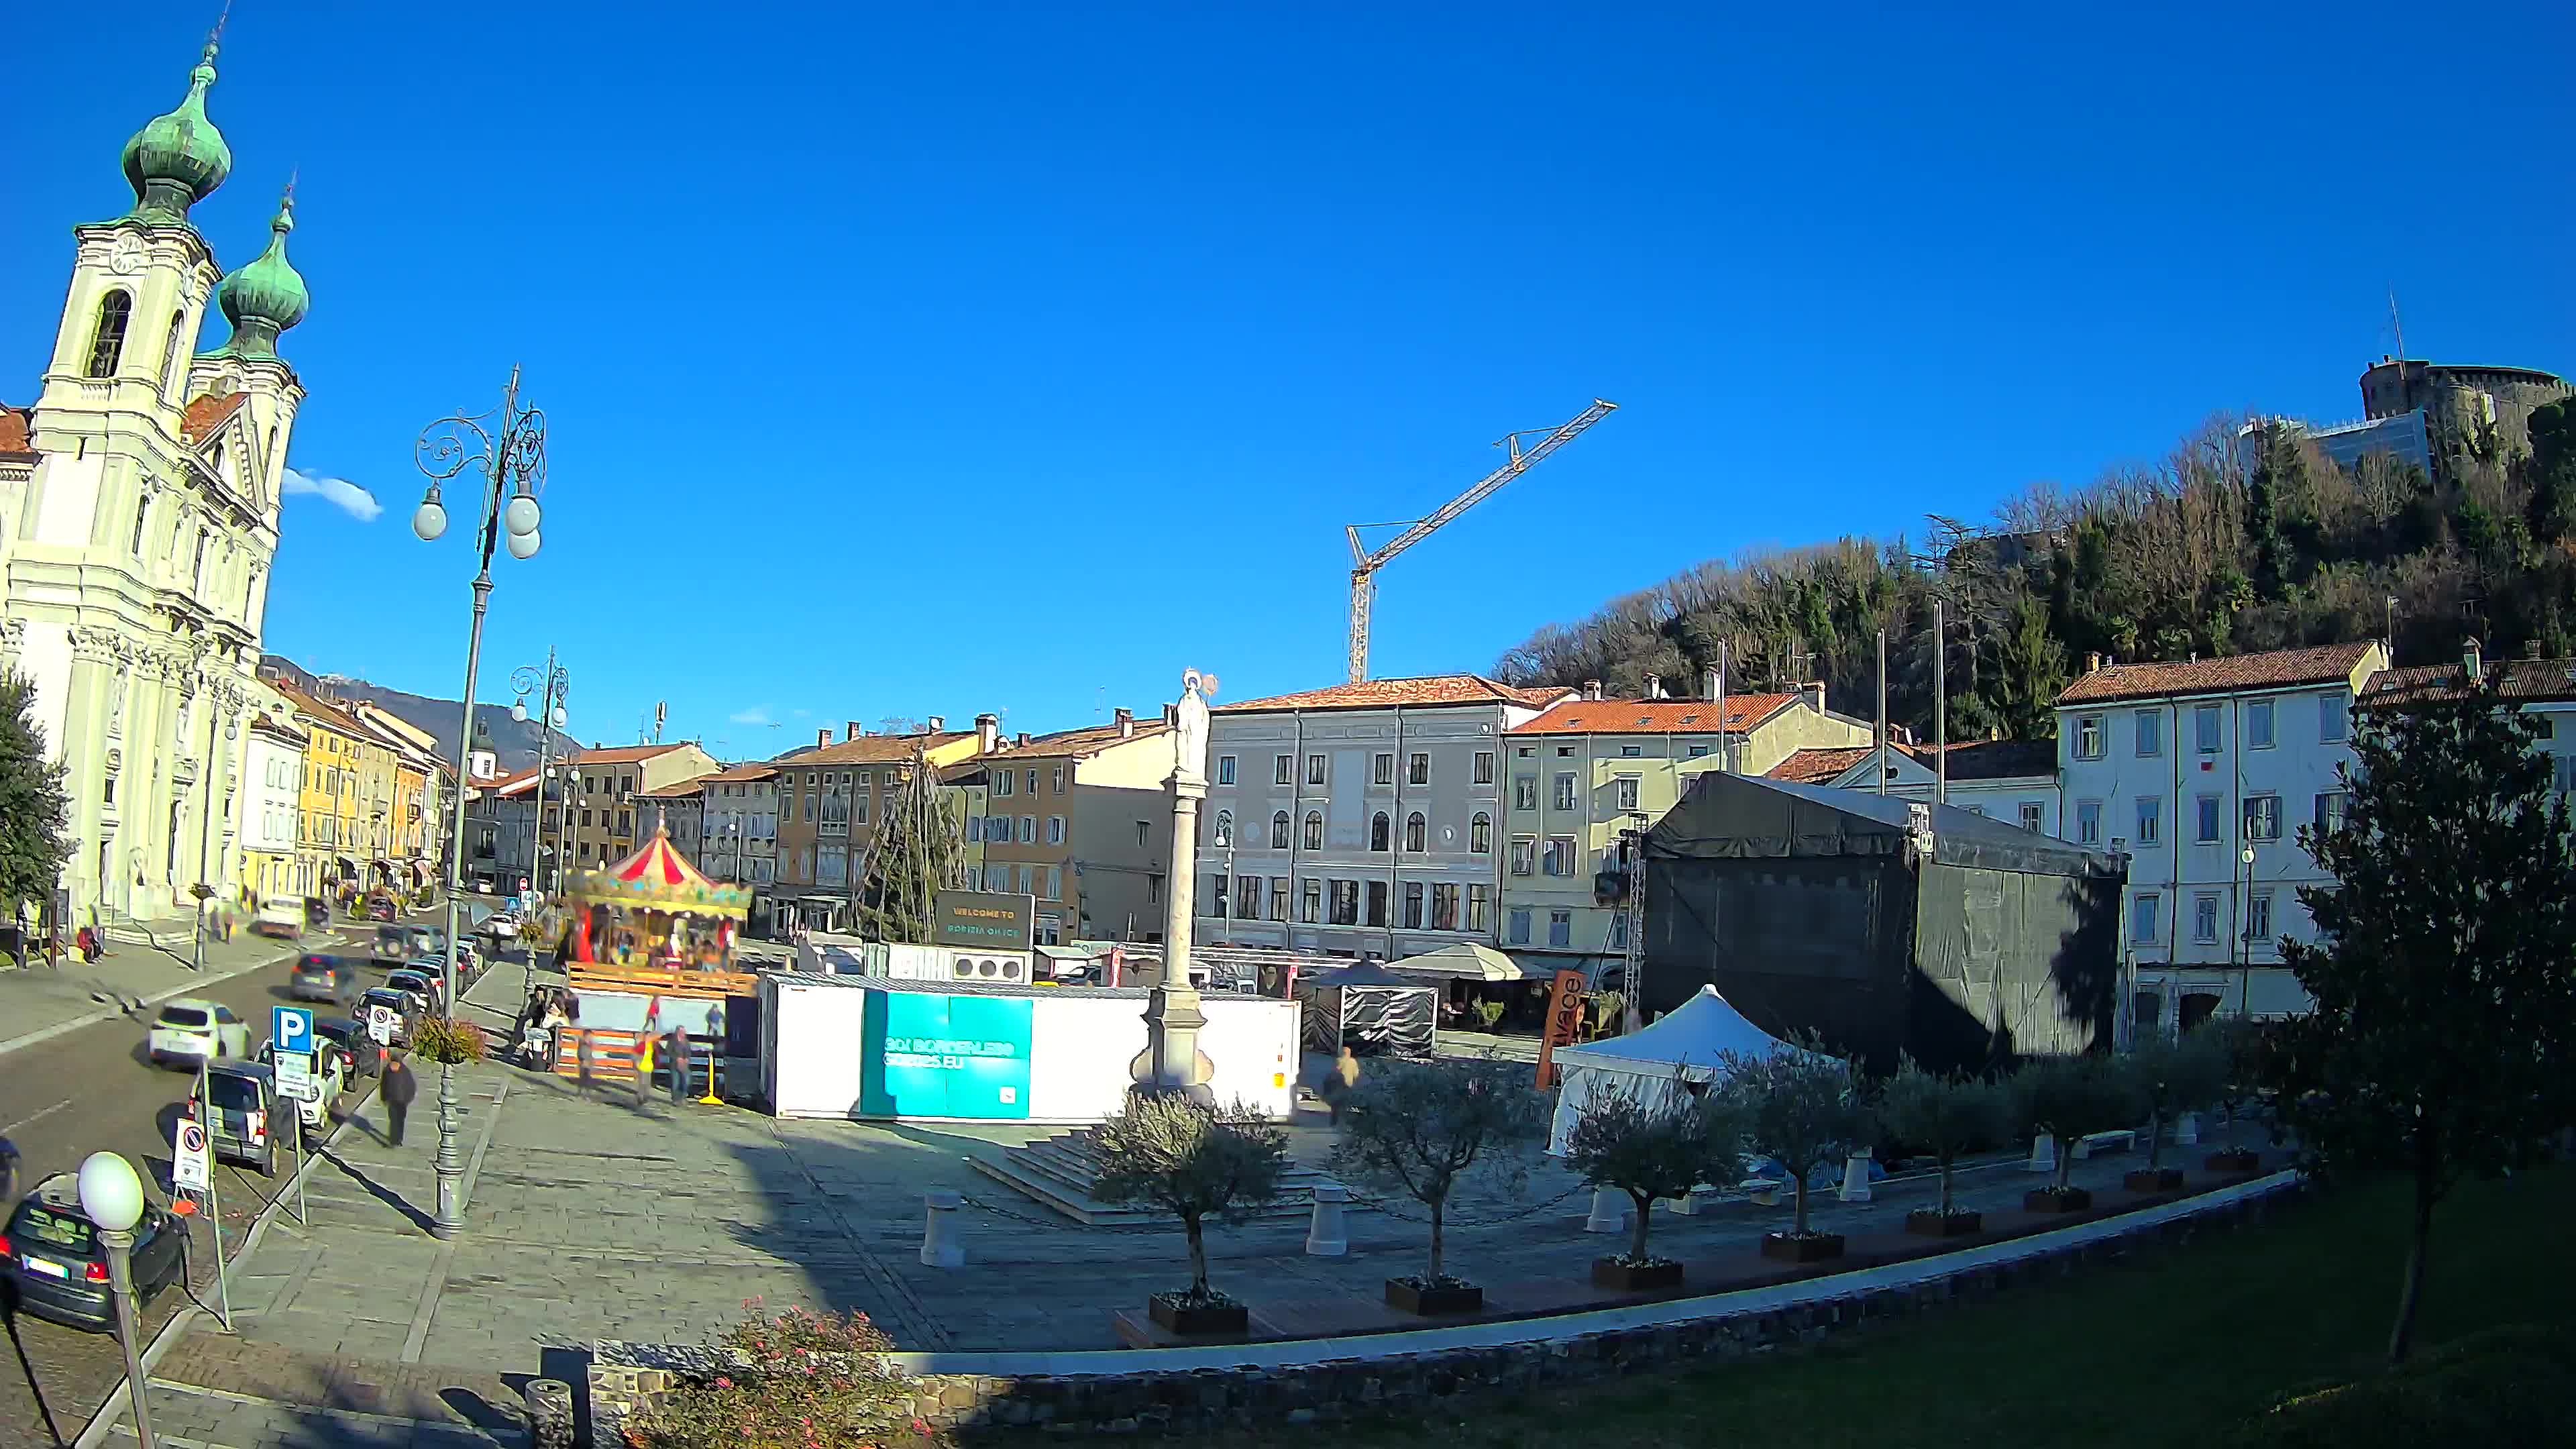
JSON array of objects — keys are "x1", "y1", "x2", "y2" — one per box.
[{"x1": 1386, "y1": 943, "x2": 1544, "y2": 982}]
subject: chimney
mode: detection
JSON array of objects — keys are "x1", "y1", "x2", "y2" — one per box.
[
  {"x1": 1701, "y1": 667, "x2": 1720, "y2": 701},
  {"x1": 1582, "y1": 679, "x2": 1603, "y2": 700},
  {"x1": 974, "y1": 712, "x2": 999, "y2": 753},
  {"x1": 816, "y1": 728, "x2": 830, "y2": 748},
  {"x1": 845, "y1": 720, "x2": 861, "y2": 742},
  {"x1": 1802, "y1": 681, "x2": 1825, "y2": 714},
  {"x1": 2463, "y1": 636, "x2": 2484, "y2": 684},
  {"x1": 1162, "y1": 703, "x2": 1179, "y2": 727},
  {"x1": 1643, "y1": 672, "x2": 1662, "y2": 700},
  {"x1": 926, "y1": 715, "x2": 945, "y2": 731},
  {"x1": 2086, "y1": 651, "x2": 2102, "y2": 674},
  {"x1": 1016, "y1": 731, "x2": 1030, "y2": 747},
  {"x1": 1114, "y1": 706, "x2": 1134, "y2": 738}
]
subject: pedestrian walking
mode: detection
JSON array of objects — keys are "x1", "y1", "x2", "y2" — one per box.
[
  {"x1": 667, "y1": 1025, "x2": 692, "y2": 1106},
  {"x1": 0, "y1": 1134, "x2": 21, "y2": 1205},
  {"x1": 1327, "y1": 1045, "x2": 1361, "y2": 1124},
  {"x1": 575, "y1": 1029, "x2": 596, "y2": 1098},
  {"x1": 382, "y1": 1051, "x2": 418, "y2": 1146}
]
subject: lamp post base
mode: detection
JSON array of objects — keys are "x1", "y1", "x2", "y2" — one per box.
[{"x1": 431, "y1": 1059, "x2": 464, "y2": 1239}]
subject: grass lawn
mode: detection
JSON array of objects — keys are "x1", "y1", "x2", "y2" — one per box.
[{"x1": 1236, "y1": 1164, "x2": 2575, "y2": 1449}]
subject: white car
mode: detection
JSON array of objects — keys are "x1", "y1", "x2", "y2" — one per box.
[
  {"x1": 482, "y1": 913, "x2": 519, "y2": 941},
  {"x1": 148, "y1": 999, "x2": 250, "y2": 1067}
]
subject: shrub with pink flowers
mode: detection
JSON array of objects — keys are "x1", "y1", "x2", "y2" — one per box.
[{"x1": 627, "y1": 1300, "x2": 924, "y2": 1448}]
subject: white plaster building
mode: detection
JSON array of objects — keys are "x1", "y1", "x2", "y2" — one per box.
[
  {"x1": 237, "y1": 688, "x2": 307, "y2": 900},
  {"x1": 2053, "y1": 641, "x2": 2389, "y2": 1034},
  {"x1": 0, "y1": 36, "x2": 312, "y2": 926},
  {"x1": 1771, "y1": 739, "x2": 2060, "y2": 837},
  {"x1": 700, "y1": 762, "x2": 780, "y2": 889},
  {"x1": 1196, "y1": 675, "x2": 1569, "y2": 959}
]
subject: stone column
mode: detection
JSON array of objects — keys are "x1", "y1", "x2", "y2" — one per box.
[{"x1": 1132, "y1": 669, "x2": 1215, "y2": 1105}]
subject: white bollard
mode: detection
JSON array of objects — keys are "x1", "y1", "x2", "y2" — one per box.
[
  {"x1": 2027, "y1": 1133, "x2": 2057, "y2": 1174},
  {"x1": 1305, "y1": 1184, "x2": 1349, "y2": 1256},
  {"x1": 1584, "y1": 1187, "x2": 1627, "y2": 1233},
  {"x1": 1838, "y1": 1148, "x2": 1874, "y2": 1203},
  {"x1": 919, "y1": 1190, "x2": 964, "y2": 1269},
  {"x1": 2175, "y1": 1111, "x2": 2200, "y2": 1146}
]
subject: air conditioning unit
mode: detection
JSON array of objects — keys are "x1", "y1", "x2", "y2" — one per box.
[{"x1": 947, "y1": 949, "x2": 1029, "y2": 984}]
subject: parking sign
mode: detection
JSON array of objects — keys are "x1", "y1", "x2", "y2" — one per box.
[
  {"x1": 367, "y1": 1004, "x2": 396, "y2": 1045},
  {"x1": 174, "y1": 1120, "x2": 210, "y2": 1190},
  {"x1": 274, "y1": 1050, "x2": 319, "y2": 1103},
  {"x1": 273, "y1": 1005, "x2": 314, "y2": 1057}
]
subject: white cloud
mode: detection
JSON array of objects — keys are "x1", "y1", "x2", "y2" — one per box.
[
  {"x1": 281, "y1": 467, "x2": 382, "y2": 522},
  {"x1": 729, "y1": 706, "x2": 774, "y2": 725}
]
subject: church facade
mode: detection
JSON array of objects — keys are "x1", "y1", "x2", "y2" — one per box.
[{"x1": 0, "y1": 32, "x2": 313, "y2": 927}]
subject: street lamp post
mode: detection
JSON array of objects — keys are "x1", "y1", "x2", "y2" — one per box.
[
  {"x1": 511, "y1": 651, "x2": 569, "y2": 1000},
  {"x1": 78, "y1": 1152, "x2": 155, "y2": 1449},
  {"x1": 412, "y1": 368, "x2": 547, "y2": 1242}
]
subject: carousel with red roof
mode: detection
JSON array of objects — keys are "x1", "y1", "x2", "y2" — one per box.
[{"x1": 560, "y1": 821, "x2": 753, "y2": 971}]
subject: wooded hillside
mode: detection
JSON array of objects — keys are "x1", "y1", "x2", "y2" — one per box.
[{"x1": 1493, "y1": 399, "x2": 2576, "y2": 743}]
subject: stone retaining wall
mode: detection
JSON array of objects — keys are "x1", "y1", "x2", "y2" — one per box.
[{"x1": 590, "y1": 1176, "x2": 2303, "y2": 1441}]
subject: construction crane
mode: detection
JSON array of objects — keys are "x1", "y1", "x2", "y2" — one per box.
[{"x1": 1344, "y1": 398, "x2": 1619, "y2": 682}]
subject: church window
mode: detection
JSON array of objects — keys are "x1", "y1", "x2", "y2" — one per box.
[
  {"x1": 212, "y1": 441, "x2": 225, "y2": 482},
  {"x1": 87, "y1": 291, "x2": 133, "y2": 378},
  {"x1": 160, "y1": 311, "x2": 187, "y2": 398},
  {"x1": 130, "y1": 495, "x2": 151, "y2": 555},
  {"x1": 192, "y1": 529, "x2": 209, "y2": 590}
]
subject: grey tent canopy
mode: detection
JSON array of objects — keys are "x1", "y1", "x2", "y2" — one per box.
[{"x1": 1296, "y1": 960, "x2": 1436, "y2": 1057}]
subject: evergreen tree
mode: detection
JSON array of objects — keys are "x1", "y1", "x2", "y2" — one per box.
[
  {"x1": 2267, "y1": 674, "x2": 2576, "y2": 1366},
  {"x1": 0, "y1": 668, "x2": 74, "y2": 928},
  {"x1": 850, "y1": 748, "x2": 967, "y2": 942}
]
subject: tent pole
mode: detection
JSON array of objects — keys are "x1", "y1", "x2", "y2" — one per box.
[
  {"x1": 1933, "y1": 600, "x2": 1947, "y2": 806},
  {"x1": 1875, "y1": 630, "x2": 1889, "y2": 794}
]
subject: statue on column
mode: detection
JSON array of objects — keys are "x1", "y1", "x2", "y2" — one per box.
[{"x1": 1130, "y1": 667, "x2": 1220, "y2": 1104}]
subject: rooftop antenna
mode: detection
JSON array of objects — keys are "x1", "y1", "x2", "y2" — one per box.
[{"x1": 2388, "y1": 286, "x2": 2408, "y2": 362}]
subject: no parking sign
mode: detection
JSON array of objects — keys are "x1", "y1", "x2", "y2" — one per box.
[{"x1": 174, "y1": 1120, "x2": 210, "y2": 1191}]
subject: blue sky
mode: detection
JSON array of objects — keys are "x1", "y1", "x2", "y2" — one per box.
[{"x1": 9, "y1": 2, "x2": 2570, "y2": 757}]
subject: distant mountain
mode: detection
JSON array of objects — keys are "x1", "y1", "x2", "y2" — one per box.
[{"x1": 257, "y1": 655, "x2": 578, "y2": 773}]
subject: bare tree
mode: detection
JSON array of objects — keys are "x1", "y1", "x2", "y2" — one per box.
[
  {"x1": 1328, "y1": 1059, "x2": 1548, "y2": 1287},
  {"x1": 1091, "y1": 1095, "x2": 1289, "y2": 1307},
  {"x1": 1561, "y1": 1069, "x2": 1748, "y2": 1267}
]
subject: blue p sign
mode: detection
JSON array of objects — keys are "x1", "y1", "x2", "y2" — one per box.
[{"x1": 273, "y1": 1006, "x2": 314, "y2": 1056}]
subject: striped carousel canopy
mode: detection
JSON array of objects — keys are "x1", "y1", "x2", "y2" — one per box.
[{"x1": 566, "y1": 822, "x2": 752, "y2": 919}]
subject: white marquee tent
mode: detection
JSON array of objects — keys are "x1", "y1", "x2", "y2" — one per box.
[{"x1": 1546, "y1": 984, "x2": 1800, "y2": 1155}]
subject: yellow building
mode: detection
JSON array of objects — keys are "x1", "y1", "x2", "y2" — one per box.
[{"x1": 274, "y1": 682, "x2": 402, "y2": 898}]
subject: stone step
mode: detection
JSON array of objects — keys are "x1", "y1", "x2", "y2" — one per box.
[{"x1": 970, "y1": 1128, "x2": 1359, "y2": 1226}]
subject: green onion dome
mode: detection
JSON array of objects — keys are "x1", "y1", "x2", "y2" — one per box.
[
  {"x1": 209, "y1": 189, "x2": 309, "y2": 361},
  {"x1": 121, "y1": 42, "x2": 232, "y2": 225}
]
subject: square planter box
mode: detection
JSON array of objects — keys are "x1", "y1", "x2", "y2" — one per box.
[
  {"x1": 1760, "y1": 1232, "x2": 1847, "y2": 1263},
  {"x1": 1905, "y1": 1209, "x2": 1984, "y2": 1238},
  {"x1": 2205, "y1": 1148, "x2": 2263, "y2": 1173},
  {"x1": 2125, "y1": 1167, "x2": 2185, "y2": 1193},
  {"x1": 1383, "y1": 1278, "x2": 1484, "y2": 1316},
  {"x1": 2024, "y1": 1187, "x2": 2093, "y2": 1214},
  {"x1": 1591, "y1": 1256, "x2": 1684, "y2": 1292},
  {"x1": 1147, "y1": 1293, "x2": 1248, "y2": 1338}
]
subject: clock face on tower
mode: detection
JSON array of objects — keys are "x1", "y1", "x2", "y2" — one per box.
[{"x1": 109, "y1": 235, "x2": 146, "y2": 276}]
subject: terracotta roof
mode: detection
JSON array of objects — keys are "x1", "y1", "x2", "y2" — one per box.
[
  {"x1": 1216, "y1": 675, "x2": 1571, "y2": 713},
  {"x1": 472, "y1": 767, "x2": 540, "y2": 798},
  {"x1": 0, "y1": 404, "x2": 33, "y2": 458},
  {"x1": 559, "y1": 743, "x2": 703, "y2": 767},
  {"x1": 780, "y1": 732, "x2": 969, "y2": 767},
  {"x1": 638, "y1": 777, "x2": 710, "y2": 800},
  {"x1": 1509, "y1": 693, "x2": 1799, "y2": 736},
  {"x1": 702, "y1": 762, "x2": 780, "y2": 784},
  {"x1": 179, "y1": 392, "x2": 246, "y2": 445},
  {"x1": 983, "y1": 718, "x2": 1173, "y2": 760},
  {"x1": 272, "y1": 682, "x2": 373, "y2": 740},
  {"x1": 2365, "y1": 658, "x2": 2576, "y2": 706},
  {"x1": 2055, "y1": 642, "x2": 2379, "y2": 706},
  {"x1": 1768, "y1": 745, "x2": 1898, "y2": 784}
]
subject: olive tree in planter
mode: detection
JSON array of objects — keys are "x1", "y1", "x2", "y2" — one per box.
[
  {"x1": 2125, "y1": 1031, "x2": 2224, "y2": 1192},
  {"x1": 1719, "y1": 1040, "x2": 1874, "y2": 1262},
  {"x1": 1091, "y1": 1094, "x2": 1289, "y2": 1337},
  {"x1": 1876, "y1": 1057, "x2": 2008, "y2": 1237},
  {"x1": 2015, "y1": 1055, "x2": 2141, "y2": 1212},
  {"x1": 1329, "y1": 1058, "x2": 1548, "y2": 1315},
  {"x1": 1562, "y1": 1067, "x2": 1748, "y2": 1291},
  {"x1": 2200, "y1": 1019, "x2": 2267, "y2": 1173}
]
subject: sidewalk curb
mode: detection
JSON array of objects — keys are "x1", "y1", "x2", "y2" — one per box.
[
  {"x1": 72, "y1": 1083, "x2": 378, "y2": 1449},
  {"x1": 0, "y1": 934, "x2": 350, "y2": 1061}
]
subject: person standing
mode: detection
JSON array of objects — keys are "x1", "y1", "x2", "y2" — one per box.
[
  {"x1": 382, "y1": 1051, "x2": 418, "y2": 1146},
  {"x1": 1327, "y1": 1045, "x2": 1362, "y2": 1124},
  {"x1": 667, "y1": 1024, "x2": 691, "y2": 1106},
  {"x1": 574, "y1": 1029, "x2": 597, "y2": 1099}
]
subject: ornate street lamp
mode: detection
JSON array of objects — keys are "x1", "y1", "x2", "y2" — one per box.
[
  {"x1": 412, "y1": 367, "x2": 546, "y2": 1241},
  {"x1": 78, "y1": 1152, "x2": 156, "y2": 1449}
]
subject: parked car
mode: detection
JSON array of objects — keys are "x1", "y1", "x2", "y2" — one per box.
[
  {"x1": 370, "y1": 924, "x2": 419, "y2": 965},
  {"x1": 313, "y1": 1017, "x2": 376, "y2": 1081},
  {"x1": 356, "y1": 987, "x2": 419, "y2": 1048},
  {"x1": 184, "y1": 1061, "x2": 280, "y2": 1175},
  {"x1": 250, "y1": 896, "x2": 305, "y2": 940},
  {"x1": 2, "y1": 1175, "x2": 185, "y2": 1332},
  {"x1": 386, "y1": 967, "x2": 441, "y2": 1015},
  {"x1": 251, "y1": 1040, "x2": 339, "y2": 1144},
  {"x1": 290, "y1": 954, "x2": 362, "y2": 1006},
  {"x1": 147, "y1": 999, "x2": 250, "y2": 1068}
]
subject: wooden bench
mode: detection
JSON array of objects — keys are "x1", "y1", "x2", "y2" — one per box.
[{"x1": 2073, "y1": 1129, "x2": 2136, "y2": 1160}]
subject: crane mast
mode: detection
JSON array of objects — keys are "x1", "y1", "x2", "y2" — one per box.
[{"x1": 1345, "y1": 398, "x2": 1618, "y2": 683}]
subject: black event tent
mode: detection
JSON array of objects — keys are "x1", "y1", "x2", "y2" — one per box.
[
  {"x1": 1641, "y1": 772, "x2": 2126, "y2": 1075},
  {"x1": 1297, "y1": 960, "x2": 1437, "y2": 1058}
]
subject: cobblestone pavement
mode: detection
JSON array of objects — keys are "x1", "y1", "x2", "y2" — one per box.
[{"x1": 99, "y1": 1378, "x2": 520, "y2": 1449}]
